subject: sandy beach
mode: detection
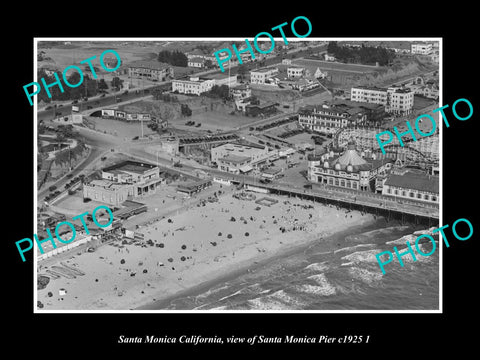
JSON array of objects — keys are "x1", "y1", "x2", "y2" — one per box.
[{"x1": 37, "y1": 191, "x2": 375, "y2": 310}]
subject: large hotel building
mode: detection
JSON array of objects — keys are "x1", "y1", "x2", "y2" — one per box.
[
  {"x1": 350, "y1": 85, "x2": 414, "y2": 115},
  {"x1": 298, "y1": 101, "x2": 384, "y2": 135}
]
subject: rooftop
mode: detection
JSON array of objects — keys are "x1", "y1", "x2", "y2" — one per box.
[
  {"x1": 88, "y1": 179, "x2": 123, "y2": 190},
  {"x1": 219, "y1": 154, "x2": 251, "y2": 164},
  {"x1": 189, "y1": 57, "x2": 206, "y2": 63},
  {"x1": 384, "y1": 172, "x2": 439, "y2": 194},
  {"x1": 352, "y1": 85, "x2": 388, "y2": 92},
  {"x1": 103, "y1": 160, "x2": 157, "y2": 175},
  {"x1": 251, "y1": 67, "x2": 278, "y2": 74},
  {"x1": 128, "y1": 60, "x2": 172, "y2": 70}
]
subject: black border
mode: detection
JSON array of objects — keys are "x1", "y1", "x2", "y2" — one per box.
[{"x1": 8, "y1": 6, "x2": 478, "y2": 354}]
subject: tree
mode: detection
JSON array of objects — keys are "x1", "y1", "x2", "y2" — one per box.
[
  {"x1": 111, "y1": 77, "x2": 123, "y2": 89},
  {"x1": 158, "y1": 50, "x2": 188, "y2": 67},
  {"x1": 181, "y1": 104, "x2": 192, "y2": 117},
  {"x1": 98, "y1": 79, "x2": 108, "y2": 90},
  {"x1": 206, "y1": 85, "x2": 230, "y2": 100},
  {"x1": 147, "y1": 121, "x2": 159, "y2": 132},
  {"x1": 237, "y1": 64, "x2": 248, "y2": 81},
  {"x1": 152, "y1": 88, "x2": 163, "y2": 100}
]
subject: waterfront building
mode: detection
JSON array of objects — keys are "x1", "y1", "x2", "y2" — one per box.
[
  {"x1": 307, "y1": 142, "x2": 393, "y2": 191},
  {"x1": 211, "y1": 142, "x2": 277, "y2": 174},
  {"x1": 83, "y1": 161, "x2": 163, "y2": 206},
  {"x1": 382, "y1": 170, "x2": 439, "y2": 203}
]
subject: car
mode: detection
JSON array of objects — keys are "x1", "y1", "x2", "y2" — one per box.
[
  {"x1": 101, "y1": 156, "x2": 107, "y2": 161},
  {"x1": 66, "y1": 174, "x2": 73, "y2": 178},
  {"x1": 45, "y1": 105, "x2": 52, "y2": 110},
  {"x1": 100, "y1": 94, "x2": 106, "y2": 98},
  {"x1": 48, "y1": 185, "x2": 57, "y2": 191},
  {"x1": 72, "y1": 100, "x2": 78, "y2": 104}
]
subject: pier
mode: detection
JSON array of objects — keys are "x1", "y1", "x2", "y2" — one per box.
[{"x1": 235, "y1": 180, "x2": 439, "y2": 225}]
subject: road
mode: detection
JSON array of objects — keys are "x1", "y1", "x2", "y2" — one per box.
[{"x1": 37, "y1": 82, "x2": 171, "y2": 122}]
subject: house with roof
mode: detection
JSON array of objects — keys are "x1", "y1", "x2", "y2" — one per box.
[
  {"x1": 382, "y1": 170, "x2": 439, "y2": 203},
  {"x1": 187, "y1": 57, "x2": 206, "y2": 68},
  {"x1": 128, "y1": 60, "x2": 174, "y2": 81}
]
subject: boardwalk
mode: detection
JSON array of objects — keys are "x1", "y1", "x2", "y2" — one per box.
[{"x1": 240, "y1": 181, "x2": 439, "y2": 221}]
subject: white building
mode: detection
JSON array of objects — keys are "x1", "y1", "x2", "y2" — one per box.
[
  {"x1": 250, "y1": 68, "x2": 279, "y2": 84},
  {"x1": 209, "y1": 74, "x2": 238, "y2": 87},
  {"x1": 211, "y1": 142, "x2": 277, "y2": 174},
  {"x1": 187, "y1": 57, "x2": 206, "y2": 68},
  {"x1": 411, "y1": 43, "x2": 433, "y2": 55},
  {"x1": 308, "y1": 142, "x2": 393, "y2": 191},
  {"x1": 382, "y1": 171, "x2": 439, "y2": 203},
  {"x1": 324, "y1": 53, "x2": 336, "y2": 61},
  {"x1": 172, "y1": 77, "x2": 215, "y2": 95},
  {"x1": 386, "y1": 87, "x2": 414, "y2": 115},
  {"x1": 350, "y1": 86, "x2": 414, "y2": 115},
  {"x1": 351, "y1": 86, "x2": 388, "y2": 105},
  {"x1": 287, "y1": 67, "x2": 305, "y2": 78},
  {"x1": 128, "y1": 60, "x2": 174, "y2": 81},
  {"x1": 314, "y1": 67, "x2": 328, "y2": 79}
]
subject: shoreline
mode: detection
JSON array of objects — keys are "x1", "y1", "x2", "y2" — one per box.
[
  {"x1": 37, "y1": 192, "x2": 386, "y2": 310},
  {"x1": 137, "y1": 217, "x2": 382, "y2": 310}
]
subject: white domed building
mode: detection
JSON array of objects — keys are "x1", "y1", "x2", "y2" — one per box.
[{"x1": 308, "y1": 141, "x2": 393, "y2": 191}]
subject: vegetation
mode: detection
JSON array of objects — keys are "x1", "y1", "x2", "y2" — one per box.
[
  {"x1": 36, "y1": 69, "x2": 99, "y2": 103},
  {"x1": 205, "y1": 85, "x2": 230, "y2": 100},
  {"x1": 158, "y1": 50, "x2": 188, "y2": 67},
  {"x1": 180, "y1": 104, "x2": 192, "y2": 116},
  {"x1": 327, "y1": 41, "x2": 395, "y2": 66}
]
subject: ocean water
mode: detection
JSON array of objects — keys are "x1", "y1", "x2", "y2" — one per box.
[{"x1": 149, "y1": 218, "x2": 439, "y2": 311}]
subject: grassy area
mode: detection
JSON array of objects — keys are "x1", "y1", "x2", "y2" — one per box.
[
  {"x1": 181, "y1": 110, "x2": 259, "y2": 131},
  {"x1": 85, "y1": 116, "x2": 156, "y2": 139},
  {"x1": 413, "y1": 95, "x2": 438, "y2": 110}
]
